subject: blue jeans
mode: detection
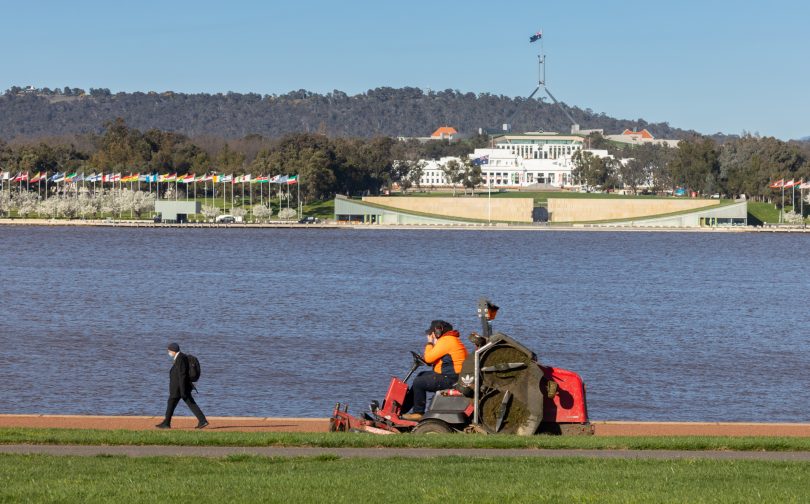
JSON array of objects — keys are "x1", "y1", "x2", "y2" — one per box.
[{"x1": 404, "y1": 371, "x2": 458, "y2": 414}]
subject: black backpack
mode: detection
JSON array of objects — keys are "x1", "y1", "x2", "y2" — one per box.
[{"x1": 186, "y1": 354, "x2": 201, "y2": 382}]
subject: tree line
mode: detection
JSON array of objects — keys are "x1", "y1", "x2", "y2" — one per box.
[
  {"x1": 3, "y1": 119, "x2": 809, "y2": 204},
  {"x1": 0, "y1": 119, "x2": 488, "y2": 203},
  {"x1": 573, "y1": 133, "x2": 810, "y2": 202},
  {"x1": 0, "y1": 86, "x2": 707, "y2": 141}
]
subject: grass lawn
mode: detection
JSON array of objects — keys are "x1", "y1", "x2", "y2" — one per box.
[
  {"x1": 2, "y1": 453, "x2": 809, "y2": 503},
  {"x1": 746, "y1": 201, "x2": 799, "y2": 224},
  {"x1": 5, "y1": 428, "x2": 810, "y2": 452}
]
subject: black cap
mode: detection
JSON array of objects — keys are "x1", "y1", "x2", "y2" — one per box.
[
  {"x1": 427, "y1": 320, "x2": 452, "y2": 335},
  {"x1": 167, "y1": 343, "x2": 180, "y2": 352}
]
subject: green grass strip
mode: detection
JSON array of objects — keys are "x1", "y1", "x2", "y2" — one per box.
[
  {"x1": 1, "y1": 453, "x2": 809, "y2": 503},
  {"x1": 3, "y1": 428, "x2": 810, "y2": 451}
]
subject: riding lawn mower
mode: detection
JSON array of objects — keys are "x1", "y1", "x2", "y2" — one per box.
[{"x1": 330, "y1": 299, "x2": 592, "y2": 435}]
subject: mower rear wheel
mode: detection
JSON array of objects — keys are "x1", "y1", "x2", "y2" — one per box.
[
  {"x1": 412, "y1": 419, "x2": 454, "y2": 434},
  {"x1": 329, "y1": 418, "x2": 348, "y2": 432}
]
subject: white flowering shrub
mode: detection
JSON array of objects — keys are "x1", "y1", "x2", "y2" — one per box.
[
  {"x1": 201, "y1": 205, "x2": 221, "y2": 221},
  {"x1": 783, "y1": 211, "x2": 804, "y2": 225},
  {"x1": 278, "y1": 208, "x2": 297, "y2": 220},
  {"x1": 252, "y1": 204, "x2": 273, "y2": 222}
]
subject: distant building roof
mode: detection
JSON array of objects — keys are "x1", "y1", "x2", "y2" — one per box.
[
  {"x1": 621, "y1": 129, "x2": 654, "y2": 139},
  {"x1": 431, "y1": 126, "x2": 458, "y2": 138}
]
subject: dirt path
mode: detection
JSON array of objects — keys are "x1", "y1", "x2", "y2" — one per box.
[
  {"x1": 0, "y1": 414, "x2": 329, "y2": 432},
  {"x1": 2, "y1": 444, "x2": 810, "y2": 461},
  {"x1": 3, "y1": 415, "x2": 810, "y2": 437}
]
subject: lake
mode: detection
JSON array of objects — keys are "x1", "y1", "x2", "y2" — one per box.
[{"x1": 0, "y1": 226, "x2": 807, "y2": 422}]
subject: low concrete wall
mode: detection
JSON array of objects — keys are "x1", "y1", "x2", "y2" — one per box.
[
  {"x1": 363, "y1": 197, "x2": 534, "y2": 223},
  {"x1": 548, "y1": 198, "x2": 719, "y2": 222}
]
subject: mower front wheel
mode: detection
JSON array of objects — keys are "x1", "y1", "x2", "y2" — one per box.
[{"x1": 412, "y1": 419, "x2": 454, "y2": 434}]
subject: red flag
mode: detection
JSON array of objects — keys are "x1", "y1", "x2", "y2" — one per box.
[
  {"x1": 14, "y1": 171, "x2": 29, "y2": 182},
  {"x1": 769, "y1": 179, "x2": 784, "y2": 189},
  {"x1": 784, "y1": 179, "x2": 797, "y2": 188}
]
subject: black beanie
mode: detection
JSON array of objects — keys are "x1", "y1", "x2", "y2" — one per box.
[{"x1": 167, "y1": 343, "x2": 180, "y2": 352}]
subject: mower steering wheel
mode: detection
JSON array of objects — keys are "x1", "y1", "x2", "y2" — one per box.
[{"x1": 410, "y1": 350, "x2": 427, "y2": 367}]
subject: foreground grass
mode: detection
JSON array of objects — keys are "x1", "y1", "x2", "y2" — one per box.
[
  {"x1": 1, "y1": 453, "x2": 809, "y2": 503},
  {"x1": 4, "y1": 428, "x2": 810, "y2": 452}
]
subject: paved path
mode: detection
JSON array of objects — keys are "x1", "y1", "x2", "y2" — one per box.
[
  {"x1": 3, "y1": 415, "x2": 810, "y2": 437},
  {"x1": 2, "y1": 444, "x2": 810, "y2": 461}
]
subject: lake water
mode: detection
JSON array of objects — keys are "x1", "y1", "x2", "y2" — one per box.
[{"x1": 0, "y1": 226, "x2": 807, "y2": 422}]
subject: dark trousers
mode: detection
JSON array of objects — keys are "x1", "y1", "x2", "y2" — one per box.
[
  {"x1": 163, "y1": 395, "x2": 206, "y2": 425},
  {"x1": 404, "y1": 371, "x2": 458, "y2": 414}
]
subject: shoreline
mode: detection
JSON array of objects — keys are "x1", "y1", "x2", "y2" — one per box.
[
  {"x1": 3, "y1": 414, "x2": 810, "y2": 436},
  {"x1": 1, "y1": 218, "x2": 808, "y2": 233}
]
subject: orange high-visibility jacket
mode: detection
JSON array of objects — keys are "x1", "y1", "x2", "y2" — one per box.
[{"x1": 424, "y1": 330, "x2": 468, "y2": 375}]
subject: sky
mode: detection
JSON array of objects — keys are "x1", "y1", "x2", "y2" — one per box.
[{"x1": 1, "y1": 0, "x2": 808, "y2": 140}]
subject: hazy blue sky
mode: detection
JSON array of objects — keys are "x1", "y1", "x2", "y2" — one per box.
[{"x1": 2, "y1": 0, "x2": 808, "y2": 139}]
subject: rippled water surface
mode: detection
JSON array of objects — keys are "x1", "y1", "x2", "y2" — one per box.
[{"x1": 0, "y1": 226, "x2": 808, "y2": 421}]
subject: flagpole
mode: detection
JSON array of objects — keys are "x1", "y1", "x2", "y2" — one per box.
[{"x1": 781, "y1": 184, "x2": 784, "y2": 223}]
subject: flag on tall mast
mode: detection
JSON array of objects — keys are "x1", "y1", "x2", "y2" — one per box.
[{"x1": 529, "y1": 30, "x2": 542, "y2": 43}]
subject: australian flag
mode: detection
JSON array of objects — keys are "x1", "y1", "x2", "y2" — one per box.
[{"x1": 529, "y1": 31, "x2": 542, "y2": 43}]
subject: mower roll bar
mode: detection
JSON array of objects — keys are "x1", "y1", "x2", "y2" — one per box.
[{"x1": 472, "y1": 297, "x2": 499, "y2": 426}]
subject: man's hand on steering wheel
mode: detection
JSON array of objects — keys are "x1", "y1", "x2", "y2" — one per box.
[{"x1": 410, "y1": 350, "x2": 427, "y2": 366}]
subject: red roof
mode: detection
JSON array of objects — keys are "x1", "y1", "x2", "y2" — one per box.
[
  {"x1": 431, "y1": 126, "x2": 458, "y2": 138},
  {"x1": 621, "y1": 129, "x2": 654, "y2": 139}
]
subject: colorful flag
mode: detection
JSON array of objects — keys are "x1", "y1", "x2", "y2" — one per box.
[
  {"x1": 74, "y1": 173, "x2": 85, "y2": 182},
  {"x1": 473, "y1": 155, "x2": 489, "y2": 166},
  {"x1": 529, "y1": 31, "x2": 542, "y2": 43},
  {"x1": 799, "y1": 180, "x2": 810, "y2": 189},
  {"x1": 269, "y1": 175, "x2": 281, "y2": 184},
  {"x1": 29, "y1": 172, "x2": 43, "y2": 183},
  {"x1": 51, "y1": 172, "x2": 65, "y2": 183},
  {"x1": 255, "y1": 175, "x2": 268, "y2": 183},
  {"x1": 87, "y1": 173, "x2": 101, "y2": 182},
  {"x1": 233, "y1": 175, "x2": 242, "y2": 184},
  {"x1": 769, "y1": 179, "x2": 784, "y2": 189},
  {"x1": 221, "y1": 174, "x2": 233, "y2": 183},
  {"x1": 783, "y1": 179, "x2": 798, "y2": 188},
  {"x1": 14, "y1": 172, "x2": 29, "y2": 182},
  {"x1": 242, "y1": 174, "x2": 252, "y2": 183},
  {"x1": 0, "y1": 171, "x2": 8, "y2": 181},
  {"x1": 286, "y1": 175, "x2": 298, "y2": 185}
]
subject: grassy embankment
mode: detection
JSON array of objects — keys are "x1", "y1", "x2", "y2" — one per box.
[
  {"x1": 5, "y1": 428, "x2": 810, "y2": 451},
  {"x1": 2, "y1": 453, "x2": 809, "y2": 503}
]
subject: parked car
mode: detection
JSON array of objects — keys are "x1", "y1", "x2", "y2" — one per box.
[
  {"x1": 216, "y1": 215, "x2": 236, "y2": 224},
  {"x1": 298, "y1": 216, "x2": 321, "y2": 224}
]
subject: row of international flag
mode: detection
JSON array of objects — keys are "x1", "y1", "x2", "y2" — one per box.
[
  {"x1": 0, "y1": 171, "x2": 299, "y2": 185},
  {"x1": 769, "y1": 179, "x2": 810, "y2": 189}
]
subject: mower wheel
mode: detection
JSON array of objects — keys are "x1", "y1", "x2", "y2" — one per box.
[
  {"x1": 329, "y1": 418, "x2": 347, "y2": 432},
  {"x1": 412, "y1": 419, "x2": 454, "y2": 434}
]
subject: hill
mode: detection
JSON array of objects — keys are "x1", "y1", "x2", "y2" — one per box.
[{"x1": 1, "y1": 86, "x2": 707, "y2": 141}]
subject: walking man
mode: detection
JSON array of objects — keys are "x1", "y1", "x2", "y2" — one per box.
[{"x1": 156, "y1": 343, "x2": 208, "y2": 429}]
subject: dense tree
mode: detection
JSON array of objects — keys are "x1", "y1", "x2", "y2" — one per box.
[{"x1": 0, "y1": 86, "x2": 709, "y2": 141}]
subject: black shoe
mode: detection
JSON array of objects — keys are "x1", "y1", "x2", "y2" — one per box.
[
  {"x1": 155, "y1": 423, "x2": 171, "y2": 429},
  {"x1": 195, "y1": 420, "x2": 209, "y2": 429}
]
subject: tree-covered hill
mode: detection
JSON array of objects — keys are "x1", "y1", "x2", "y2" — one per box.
[{"x1": 0, "y1": 86, "x2": 706, "y2": 141}]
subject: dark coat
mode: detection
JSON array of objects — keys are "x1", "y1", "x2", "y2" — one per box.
[{"x1": 169, "y1": 352, "x2": 192, "y2": 399}]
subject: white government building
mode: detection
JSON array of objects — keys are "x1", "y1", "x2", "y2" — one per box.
[{"x1": 418, "y1": 132, "x2": 611, "y2": 189}]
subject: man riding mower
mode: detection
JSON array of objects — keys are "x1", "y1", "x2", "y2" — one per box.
[{"x1": 330, "y1": 299, "x2": 592, "y2": 435}]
